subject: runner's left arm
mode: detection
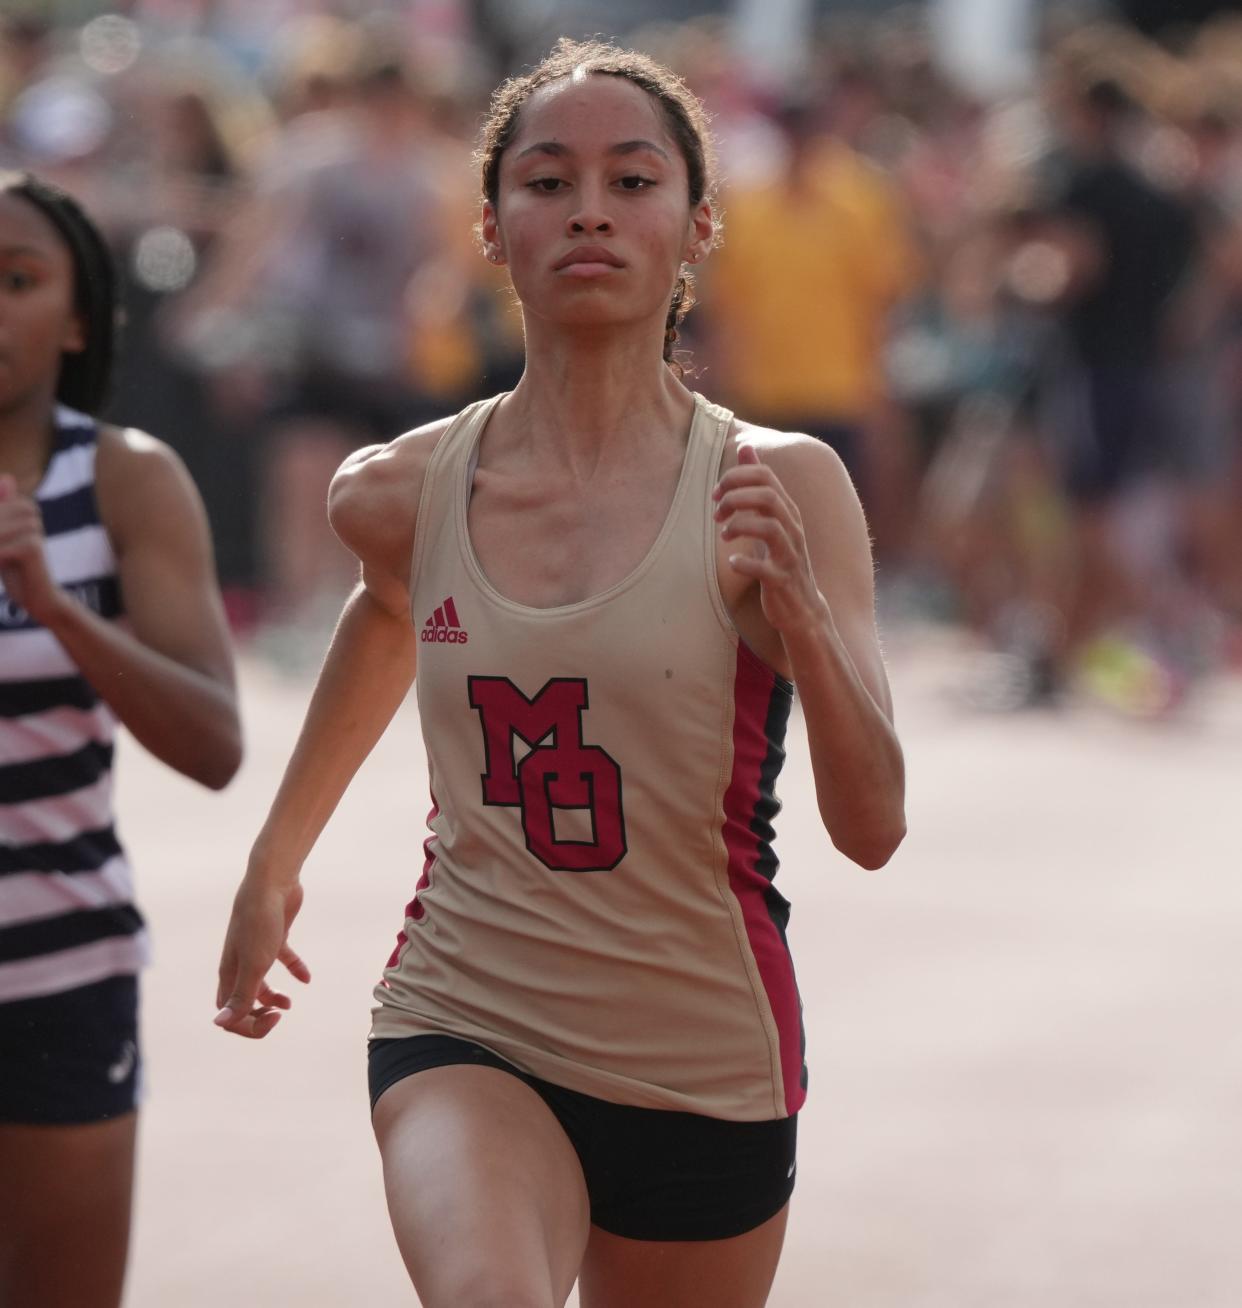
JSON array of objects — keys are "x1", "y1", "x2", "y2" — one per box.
[{"x1": 714, "y1": 440, "x2": 905, "y2": 868}]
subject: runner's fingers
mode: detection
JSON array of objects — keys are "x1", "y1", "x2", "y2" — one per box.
[
  {"x1": 714, "y1": 480, "x2": 799, "y2": 530},
  {"x1": 248, "y1": 1008, "x2": 283, "y2": 1038},
  {"x1": 715, "y1": 486, "x2": 799, "y2": 528},
  {"x1": 0, "y1": 501, "x2": 44, "y2": 530},
  {"x1": 215, "y1": 942, "x2": 238, "y2": 1009},
  {"x1": 214, "y1": 958, "x2": 269, "y2": 1027},
  {"x1": 217, "y1": 1005, "x2": 284, "y2": 1040},
  {"x1": 279, "y1": 943, "x2": 312, "y2": 984},
  {"x1": 713, "y1": 451, "x2": 794, "y2": 498},
  {"x1": 0, "y1": 527, "x2": 44, "y2": 558},
  {"x1": 719, "y1": 511, "x2": 793, "y2": 552},
  {"x1": 713, "y1": 463, "x2": 777, "y2": 497},
  {"x1": 257, "y1": 982, "x2": 292, "y2": 1011},
  {"x1": 726, "y1": 552, "x2": 783, "y2": 584},
  {"x1": 714, "y1": 483, "x2": 781, "y2": 512}
]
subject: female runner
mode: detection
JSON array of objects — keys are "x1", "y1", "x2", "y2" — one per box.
[
  {"x1": 215, "y1": 39, "x2": 905, "y2": 1308},
  {"x1": 0, "y1": 172, "x2": 241, "y2": 1308}
]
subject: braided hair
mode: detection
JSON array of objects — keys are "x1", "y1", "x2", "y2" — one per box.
[
  {"x1": 0, "y1": 171, "x2": 118, "y2": 414},
  {"x1": 663, "y1": 274, "x2": 697, "y2": 374}
]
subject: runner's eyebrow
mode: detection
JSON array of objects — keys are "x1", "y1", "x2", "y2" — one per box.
[
  {"x1": 514, "y1": 139, "x2": 672, "y2": 162},
  {"x1": 0, "y1": 244, "x2": 53, "y2": 259}
]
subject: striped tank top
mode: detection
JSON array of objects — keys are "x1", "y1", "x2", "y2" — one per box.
[
  {"x1": 372, "y1": 391, "x2": 807, "y2": 1121},
  {"x1": 0, "y1": 407, "x2": 147, "y2": 1005}
]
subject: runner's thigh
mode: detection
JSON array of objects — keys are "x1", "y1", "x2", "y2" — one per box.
[
  {"x1": 578, "y1": 1203, "x2": 789, "y2": 1308},
  {"x1": 0, "y1": 1114, "x2": 137, "y2": 1308},
  {"x1": 372, "y1": 1064, "x2": 590, "y2": 1308}
]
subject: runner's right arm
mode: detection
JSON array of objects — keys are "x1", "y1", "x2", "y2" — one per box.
[{"x1": 214, "y1": 424, "x2": 445, "y2": 1039}]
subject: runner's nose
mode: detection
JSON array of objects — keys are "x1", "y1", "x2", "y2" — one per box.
[
  {"x1": 568, "y1": 216, "x2": 612, "y2": 234},
  {"x1": 567, "y1": 187, "x2": 612, "y2": 235}
]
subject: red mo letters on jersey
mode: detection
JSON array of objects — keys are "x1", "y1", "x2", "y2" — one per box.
[{"x1": 467, "y1": 676, "x2": 627, "y2": 872}]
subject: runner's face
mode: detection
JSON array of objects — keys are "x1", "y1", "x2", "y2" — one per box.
[
  {"x1": 0, "y1": 192, "x2": 84, "y2": 414},
  {"x1": 483, "y1": 75, "x2": 712, "y2": 333}
]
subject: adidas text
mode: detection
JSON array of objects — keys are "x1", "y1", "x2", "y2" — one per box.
[{"x1": 421, "y1": 628, "x2": 469, "y2": 644}]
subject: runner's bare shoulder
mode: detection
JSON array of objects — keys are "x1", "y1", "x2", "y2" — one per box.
[
  {"x1": 93, "y1": 423, "x2": 210, "y2": 553},
  {"x1": 726, "y1": 417, "x2": 844, "y2": 480},
  {"x1": 328, "y1": 415, "x2": 455, "y2": 582}
]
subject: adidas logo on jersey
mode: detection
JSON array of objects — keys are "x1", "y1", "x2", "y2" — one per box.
[{"x1": 422, "y1": 596, "x2": 469, "y2": 644}]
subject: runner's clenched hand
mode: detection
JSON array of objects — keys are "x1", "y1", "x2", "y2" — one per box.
[
  {"x1": 713, "y1": 443, "x2": 831, "y2": 643},
  {"x1": 0, "y1": 474, "x2": 64, "y2": 625}
]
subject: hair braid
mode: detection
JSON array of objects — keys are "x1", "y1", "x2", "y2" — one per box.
[{"x1": 663, "y1": 273, "x2": 697, "y2": 379}]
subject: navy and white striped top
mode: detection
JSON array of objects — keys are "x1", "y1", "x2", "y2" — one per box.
[{"x1": 0, "y1": 407, "x2": 148, "y2": 1004}]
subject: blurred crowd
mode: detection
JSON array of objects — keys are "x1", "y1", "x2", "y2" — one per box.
[{"x1": 3, "y1": 1, "x2": 1241, "y2": 713}]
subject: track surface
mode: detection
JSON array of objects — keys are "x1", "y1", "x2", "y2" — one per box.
[{"x1": 119, "y1": 629, "x2": 1242, "y2": 1307}]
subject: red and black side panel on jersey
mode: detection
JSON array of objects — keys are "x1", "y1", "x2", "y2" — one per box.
[
  {"x1": 383, "y1": 791, "x2": 440, "y2": 980},
  {"x1": 722, "y1": 645, "x2": 807, "y2": 1116}
]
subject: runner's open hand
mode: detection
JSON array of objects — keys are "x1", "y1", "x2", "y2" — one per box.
[{"x1": 215, "y1": 873, "x2": 311, "y2": 1038}]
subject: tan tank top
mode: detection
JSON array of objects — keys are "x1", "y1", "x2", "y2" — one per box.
[{"x1": 371, "y1": 391, "x2": 806, "y2": 1120}]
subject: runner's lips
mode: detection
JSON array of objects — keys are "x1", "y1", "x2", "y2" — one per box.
[{"x1": 554, "y1": 246, "x2": 624, "y2": 269}]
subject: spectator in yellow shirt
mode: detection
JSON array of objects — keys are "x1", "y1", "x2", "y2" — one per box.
[{"x1": 705, "y1": 97, "x2": 921, "y2": 499}]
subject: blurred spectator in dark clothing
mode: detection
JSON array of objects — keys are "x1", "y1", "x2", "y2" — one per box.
[
  {"x1": 1037, "y1": 68, "x2": 1200, "y2": 697},
  {"x1": 178, "y1": 39, "x2": 464, "y2": 663},
  {"x1": 102, "y1": 52, "x2": 270, "y2": 603},
  {"x1": 1052, "y1": 79, "x2": 1194, "y2": 384},
  {"x1": 1157, "y1": 90, "x2": 1242, "y2": 624}
]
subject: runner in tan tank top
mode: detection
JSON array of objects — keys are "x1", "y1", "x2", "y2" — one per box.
[{"x1": 215, "y1": 38, "x2": 905, "y2": 1308}]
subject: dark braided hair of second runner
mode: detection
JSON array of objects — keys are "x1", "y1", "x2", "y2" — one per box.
[
  {"x1": 476, "y1": 38, "x2": 718, "y2": 379},
  {"x1": 0, "y1": 171, "x2": 118, "y2": 415}
]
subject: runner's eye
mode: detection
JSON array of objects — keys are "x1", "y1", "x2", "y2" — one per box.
[
  {"x1": 0, "y1": 269, "x2": 35, "y2": 292},
  {"x1": 617, "y1": 175, "x2": 655, "y2": 191},
  {"x1": 528, "y1": 178, "x2": 566, "y2": 193}
]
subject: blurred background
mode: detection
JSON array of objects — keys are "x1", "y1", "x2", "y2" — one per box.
[{"x1": 4, "y1": 0, "x2": 1242, "y2": 707}]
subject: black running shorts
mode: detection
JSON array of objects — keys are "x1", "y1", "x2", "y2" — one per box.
[
  {"x1": 368, "y1": 1032, "x2": 797, "y2": 1242},
  {"x1": 0, "y1": 975, "x2": 141, "y2": 1124}
]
